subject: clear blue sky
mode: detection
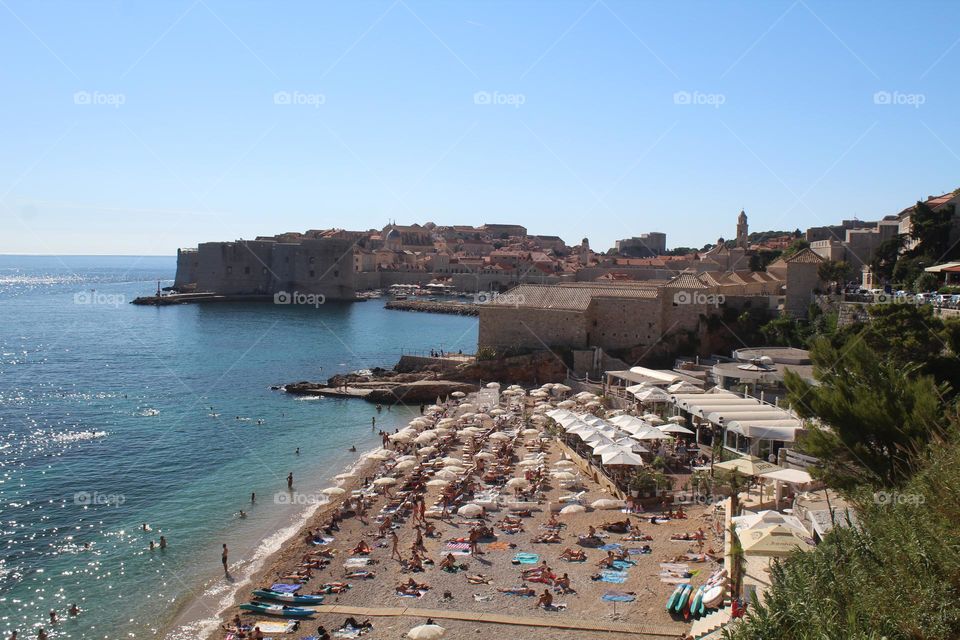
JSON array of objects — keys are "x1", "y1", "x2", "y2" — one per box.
[{"x1": 1, "y1": 0, "x2": 958, "y2": 255}]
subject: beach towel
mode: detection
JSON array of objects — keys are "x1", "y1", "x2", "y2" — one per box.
[
  {"x1": 599, "y1": 570, "x2": 628, "y2": 583},
  {"x1": 473, "y1": 593, "x2": 494, "y2": 602},
  {"x1": 270, "y1": 583, "x2": 301, "y2": 593},
  {"x1": 599, "y1": 543, "x2": 622, "y2": 551},
  {"x1": 611, "y1": 559, "x2": 636, "y2": 571},
  {"x1": 543, "y1": 603, "x2": 568, "y2": 611},
  {"x1": 445, "y1": 542, "x2": 471, "y2": 555},
  {"x1": 626, "y1": 547, "x2": 652, "y2": 555},
  {"x1": 311, "y1": 536, "x2": 335, "y2": 545},
  {"x1": 344, "y1": 557, "x2": 371, "y2": 568},
  {"x1": 602, "y1": 591, "x2": 636, "y2": 602},
  {"x1": 486, "y1": 541, "x2": 512, "y2": 551},
  {"x1": 513, "y1": 552, "x2": 539, "y2": 564},
  {"x1": 254, "y1": 620, "x2": 297, "y2": 633}
]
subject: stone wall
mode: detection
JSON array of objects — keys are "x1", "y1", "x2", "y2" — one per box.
[
  {"x1": 477, "y1": 306, "x2": 586, "y2": 350},
  {"x1": 185, "y1": 238, "x2": 356, "y2": 300}
]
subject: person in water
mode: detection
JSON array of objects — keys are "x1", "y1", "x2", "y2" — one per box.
[
  {"x1": 68, "y1": 604, "x2": 79, "y2": 616},
  {"x1": 221, "y1": 544, "x2": 229, "y2": 573},
  {"x1": 295, "y1": 447, "x2": 300, "y2": 455},
  {"x1": 251, "y1": 492, "x2": 256, "y2": 503},
  {"x1": 149, "y1": 541, "x2": 155, "y2": 551},
  {"x1": 287, "y1": 473, "x2": 293, "y2": 489},
  {"x1": 238, "y1": 510, "x2": 247, "y2": 519},
  {"x1": 348, "y1": 445, "x2": 357, "y2": 452},
  {"x1": 159, "y1": 536, "x2": 167, "y2": 549}
]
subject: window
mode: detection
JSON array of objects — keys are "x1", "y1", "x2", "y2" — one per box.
[
  {"x1": 244, "y1": 266, "x2": 250, "y2": 275},
  {"x1": 333, "y1": 270, "x2": 339, "y2": 277},
  {"x1": 309, "y1": 270, "x2": 316, "y2": 278}
]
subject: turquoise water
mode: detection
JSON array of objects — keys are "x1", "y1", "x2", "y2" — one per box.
[{"x1": 0, "y1": 256, "x2": 478, "y2": 639}]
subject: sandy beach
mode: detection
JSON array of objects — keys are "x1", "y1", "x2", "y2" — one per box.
[{"x1": 212, "y1": 390, "x2": 724, "y2": 640}]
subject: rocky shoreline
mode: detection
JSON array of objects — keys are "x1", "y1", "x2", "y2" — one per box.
[
  {"x1": 384, "y1": 300, "x2": 478, "y2": 316},
  {"x1": 281, "y1": 370, "x2": 478, "y2": 405}
]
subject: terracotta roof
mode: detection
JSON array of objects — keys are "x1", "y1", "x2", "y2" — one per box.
[
  {"x1": 784, "y1": 248, "x2": 825, "y2": 264},
  {"x1": 662, "y1": 272, "x2": 709, "y2": 289},
  {"x1": 489, "y1": 284, "x2": 658, "y2": 311}
]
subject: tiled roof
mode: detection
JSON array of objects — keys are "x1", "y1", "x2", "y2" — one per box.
[
  {"x1": 662, "y1": 272, "x2": 709, "y2": 289},
  {"x1": 784, "y1": 248, "x2": 825, "y2": 264},
  {"x1": 490, "y1": 284, "x2": 658, "y2": 311}
]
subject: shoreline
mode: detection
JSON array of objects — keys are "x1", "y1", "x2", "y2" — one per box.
[{"x1": 162, "y1": 448, "x2": 384, "y2": 640}]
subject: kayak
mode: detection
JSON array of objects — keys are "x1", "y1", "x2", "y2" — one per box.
[
  {"x1": 253, "y1": 589, "x2": 324, "y2": 605},
  {"x1": 239, "y1": 602, "x2": 315, "y2": 618},
  {"x1": 666, "y1": 583, "x2": 686, "y2": 611},
  {"x1": 674, "y1": 584, "x2": 692, "y2": 614},
  {"x1": 690, "y1": 585, "x2": 705, "y2": 618}
]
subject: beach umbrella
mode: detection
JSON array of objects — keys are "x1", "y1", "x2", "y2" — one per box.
[
  {"x1": 630, "y1": 428, "x2": 671, "y2": 441},
  {"x1": 554, "y1": 384, "x2": 572, "y2": 393},
  {"x1": 442, "y1": 456, "x2": 463, "y2": 465},
  {"x1": 373, "y1": 477, "x2": 397, "y2": 486},
  {"x1": 522, "y1": 428, "x2": 540, "y2": 436},
  {"x1": 668, "y1": 415, "x2": 687, "y2": 424},
  {"x1": 517, "y1": 459, "x2": 541, "y2": 468},
  {"x1": 474, "y1": 451, "x2": 496, "y2": 460},
  {"x1": 395, "y1": 460, "x2": 416, "y2": 471},
  {"x1": 334, "y1": 472, "x2": 354, "y2": 481},
  {"x1": 321, "y1": 487, "x2": 346, "y2": 496},
  {"x1": 658, "y1": 424, "x2": 694, "y2": 435},
  {"x1": 458, "y1": 504, "x2": 483, "y2": 517},
  {"x1": 435, "y1": 470, "x2": 457, "y2": 481},
  {"x1": 600, "y1": 448, "x2": 645, "y2": 466},
  {"x1": 415, "y1": 433, "x2": 437, "y2": 445},
  {"x1": 486, "y1": 382, "x2": 501, "y2": 389},
  {"x1": 552, "y1": 471, "x2": 575, "y2": 481},
  {"x1": 560, "y1": 504, "x2": 586, "y2": 515},
  {"x1": 367, "y1": 450, "x2": 392, "y2": 461},
  {"x1": 642, "y1": 414, "x2": 665, "y2": 425},
  {"x1": 740, "y1": 524, "x2": 814, "y2": 556},
  {"x1": 444, "y1": 465, "x2": 466, "y2": 475},
  {"x1": 591, "y1": 498, "x2": 626, "y2": 510},
  {"x1": 557, "y1": 400, "x2": 576, "y2": 409},
  {"x1": 425, "y1": 478, "x2": 449, "y2": 487},
  {"x1": 488, "y1": 432, "x2": 511, "y2": 441},
  {"x1": 506, "y1": 477, "x2": 528, "y2": 489},
  {"x1": 490, "y1": 408, "x2": 507, "y2": 416},
  {"x1": 390, "y1": 431, "x2": 414, "y2": 442},
  {"x1": 715, "y1": 455, "x2": 780, "y2": 477},
  {"x1": 417, "y1": 446, "x2": 437, "y2": 455},
  {"x1": 553, "y1": 460, "x2": 575, "y2": 469},
  {"x1": 450, "y1": 391, "x2": 466, "y2": 398},
  {"x1": 408, "y1": 623, "x2": 446, "y2": 640}
]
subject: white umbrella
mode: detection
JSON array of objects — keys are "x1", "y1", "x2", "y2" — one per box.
[
  {"x1": 367, "y1": 450, "x2": 392, "y2": 461},
  {"x1": 435, "y1": 470, "x2": 457, "y2": 480},
  {"x1": 451, "y1": 391, "x2": 466, "y2": 398},
  {"x1": 474, "y1": 452, "x2": 496, "y2": 460},
  {"x1": 415, "y1": 433, "x2": 437, "y2": 445},
  {"x1": 600, "y1": 448, "x2": 645, "y2": 466},
  {"x1": 408, "y1": 623, "x2": 446, "y2": 640},
  {"x1": 417, "y1": 446, "x2": 437, "y2": 455},
  {"x1": 643, "y1": 414, "x2": 665, "y2": 426},
  {"x1": 445, "y1": 465, "x2": 466, "y2": 474},
  {"x1": 506, "y1": 477, "x2": 528, "y2": 488},
  {"x1": 659, "y1": 424, "x2": 694, "y2": 435},
  {"x1": 552, "y1": 471, "x2": 575, "y2": 481},
  {"x1": 517, "y1": 459, "x2": 541, "y2": 468},
  {"x1": 560, "y1": 504, "x2": 586, "y2": 515},
  {"x1": 458, "y1": 504, "x2": 483, "y2": 517},
  {"x1": 390, "y1": 431, "x2": 414, "y2": 442},
  {"x1": 489, "y1": 432, "x2": 511, "y2": 441},
  {"x1": 668, "y1": 415, "x2": 687, "y2": 424},
  {"x1": 321, "y1": 486, "x2": 346, "y2": 496},
  {"x1": 426, "y1": 478, "x2": 449, "y2": 487},
  {"x1": 486, "y1": 382, "x2": 501, "y2": 389},
  {"x1": 395, "y1": 460, "x2": 416, "y2": 471},
  {"x1": 373, "y1": 477, "x2": 397, "y2": 486},
  {"x1": 442, "y1": 457, "x2": 463, "y2": 466},
  {"x1": 591, "y1": 498, "x2": 626, "y2": 510},
  {"x1": 522, "y1": 428, "x2": 540, "y2": 436},
  {"x1": 490, "y1": 408, "x2": 507, "y2": 416},
  {"x1": 334, "y1": 472, "x2": 354, "y2": 481}
]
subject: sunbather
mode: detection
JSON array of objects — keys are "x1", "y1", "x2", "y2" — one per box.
[
  {"x1": 553, "y1": 573, "x2": 575, "y2": 594},
  {"x1": 497, "y1": 584, "x2": 535, "y2": 596},
  {"x1": 351, "y1": 540, "x2": 371, "y2": 555},
  {"x1": 559, "y1": 547, "x2": 586, "y2": 562},
  {"x1": 532, "y1": 531, "x2": 561, "y2": 543},
  {"x1": 535, "y1": 588, "x2": 553, "y2": 609}
]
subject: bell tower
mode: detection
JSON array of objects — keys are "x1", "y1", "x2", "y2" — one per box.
[{"x1": 736, "y1": 210, "x2": 749, "y2": 249}]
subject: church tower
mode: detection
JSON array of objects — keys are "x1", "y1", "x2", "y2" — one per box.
[{"x1": 736, "y1": 210, "x2": 749, "y2": 249}]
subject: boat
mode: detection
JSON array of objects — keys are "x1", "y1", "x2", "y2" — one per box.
[
  {"x1": 253, "y1": 589, "x2": 324, "y2": 605},
  {"x1": 239, "y1": 602, "x2": 315, "y2": 618}
]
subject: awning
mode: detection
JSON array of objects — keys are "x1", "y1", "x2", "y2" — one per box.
[{"x1": 761, "y1": 468, "x2": 813, "y2": 484}]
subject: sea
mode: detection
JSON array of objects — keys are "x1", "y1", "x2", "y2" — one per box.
[{"x1": 0, "y1": 255, "x2": 478, "y2": 639}]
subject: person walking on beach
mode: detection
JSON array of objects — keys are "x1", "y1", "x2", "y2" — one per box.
[
  {"x1": 287, "y1": 473, "x2": 293, "y2": 490},
  {"x1": 221, "y1": 544, "x2": 229, "y2": 573},
  {"x1": 389, "y1": 530, "x2": 402, "y2": 561}
]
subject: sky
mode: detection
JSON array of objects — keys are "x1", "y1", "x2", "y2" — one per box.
[{"x1": 1, "y1": 0, "x2": 959, "y2": 255}]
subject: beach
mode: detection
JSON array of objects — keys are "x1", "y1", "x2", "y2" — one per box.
[{"x1": 212, "y1": 388, "x2": 723, "y2": 640}]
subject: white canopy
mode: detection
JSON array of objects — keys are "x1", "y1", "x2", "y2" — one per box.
[
  {"x1": 600, "y1": 448, "x2": 645, "y2": 466},
  {"x1": 760, "y1": 468, "x2": 813, "y2": 484}
]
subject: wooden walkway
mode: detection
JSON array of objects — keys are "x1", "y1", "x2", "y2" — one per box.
[{"x1": 305, "y1": 604, "x2": 684, "y2": 637}]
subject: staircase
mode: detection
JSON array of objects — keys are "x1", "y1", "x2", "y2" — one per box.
[{"x1": 688, "y1": 604, "x2": 732, "y2": 638}]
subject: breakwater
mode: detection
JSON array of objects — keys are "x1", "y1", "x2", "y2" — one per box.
[{"x1": 385, "y1": 300, "x2": 478, "y2": 316}]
